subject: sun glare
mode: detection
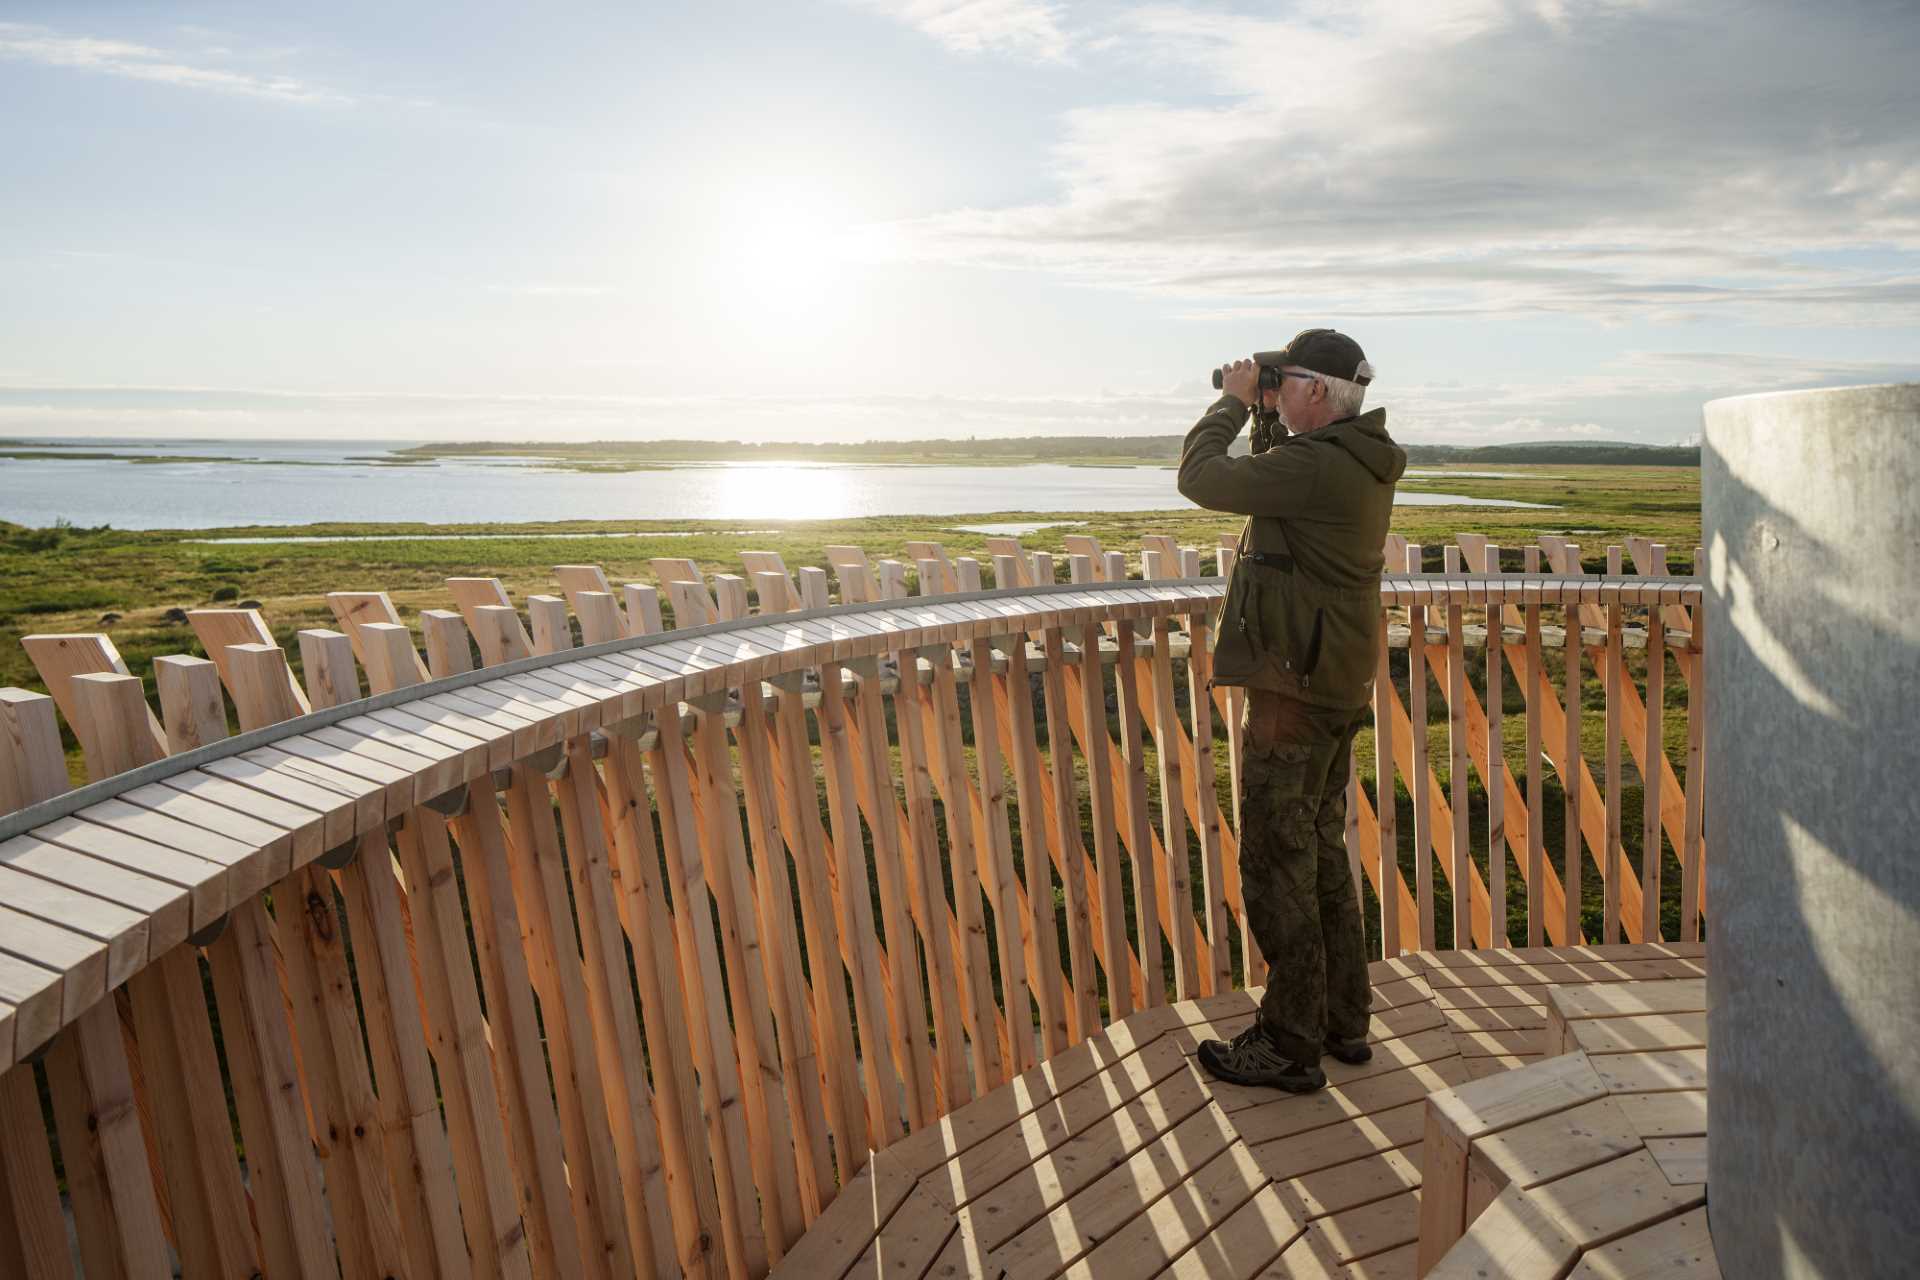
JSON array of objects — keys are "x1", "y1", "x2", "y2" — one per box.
[{"x1": 707, "y1": 182, "x2": 867, "y2": 341}]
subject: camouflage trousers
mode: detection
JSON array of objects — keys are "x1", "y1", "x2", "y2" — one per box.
[{"x1": 1238, "y1": 689, "x2": 1372, "y2": 1064}]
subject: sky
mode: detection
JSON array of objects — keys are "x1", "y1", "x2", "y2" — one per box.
[{"x1": 1, "y1": 0, "x2": 1917, "y2": 445}]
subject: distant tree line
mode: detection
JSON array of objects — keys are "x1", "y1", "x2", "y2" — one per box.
[{"x1": 404, "y1": 438, "x2": 1701, "y2": 466}]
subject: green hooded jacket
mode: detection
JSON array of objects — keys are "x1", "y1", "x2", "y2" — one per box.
[{"x1": 1177, "y1": 395, "x2": 1407, "y2": 708}]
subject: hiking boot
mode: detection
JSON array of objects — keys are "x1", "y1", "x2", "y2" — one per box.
[
  {"x1": 1323, "y1": 1034, "x2": 1372, "y2": 1065},
  {"x1": 1196, "y1": 1024, "x2": 1326, "y2": 1093}
]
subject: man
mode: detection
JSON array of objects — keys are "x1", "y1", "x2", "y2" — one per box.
[{"x1": 1176, "y1": 328, "x2": 1406, "y2": 1093}]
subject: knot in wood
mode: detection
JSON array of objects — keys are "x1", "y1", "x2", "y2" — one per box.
[{"x1": 305, "y1": 890, "x2": 335, "y2": 942}]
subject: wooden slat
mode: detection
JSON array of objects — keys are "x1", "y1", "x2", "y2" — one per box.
[
  {"x1": 764, "y1": 675, "x2": 868, "y2": 1182},
  {"x1": 62, "y1": 674, "x2": 263, "y2": 1279},
  {"x1": 1075, "y1": 623, "x2": 1135, "y2": 1023},
  {"x1": 1373, "y1": 609, "x2": 1402, "y2": 959},
  {"x1": 1486, "y1": 546, "x2": 1507, "y2": 948},
  {"x1": 17, "y1": 632, "x2": 167, "y2": 753},
  {"x1": 916, "y1": 1034, "x2": 1195, "y2": 1212},
  {"x1": 995, "y1": 638, "x2": 1071, "y2": 1056},
  {"x1": 1524, "y1": 1148, "x2": 1706, "y2": 1250},
  {"x1": 867, "y1": 663, "x2": 957, "y2": 1080},
  {"x1": 1347, "y1": 777, "x2": 1423, "y2": 958},
  {"x1": 1445, "y1": 547, "x2": 1472, "y2": 948},
  {"x1": 454, "y1": 782, "x2": 601, "y2": 1278},
  {"x1": 650, "y1": 722, "x2": 771, "y2": 1276},
  {"x1": 0, "y1": 690, "x2": 71, "y2": 821},
  {"x1": 1426, "y1": 1179, "x2": 1579, "y2": 1280},
  {"x1": 1207, "y1": 544, "x2": 1259, "y2": 986},
  {"x1": 216, "y1": 657, "x2": 412, "y2": 1279},
  {"x1": 1641, "y1": 603, "x2": 1665, "y2": 943},
  {"x1": 1185, "y1": 608, "x2": 1233, "y2": 994},
  {"x1": 841, "y1": 661, "x2": 938, "y2": 1127},
  {"x1": 187, "y1": 609, "x2": 314, "y2": 715},
  {"x1": 985, "y1": 1095, "x2": 1239, "y2": 1275},
  {"x1": 963, "y1": 1060, "x2": 1216, "y2": 1252},
  {"x1": 126, "y1": 946, "x2": 263, "y2": 1277},
  {"x1": 766, "y1": 1149, "x2": 917, "y2": 1280},
  {"x1": 1679, "y1": 602, "x2": 1706, "y2": 940},
  {"x1": 603, "y1": 578, "x2": 751, "y2": 1272},
  {"x1": 1112, "y1": 625, "x2": 1165, "y2": 1009},
  {"x1": 1525, "y1": 546, "x2": 1546, "y2": 947},
  {"x1": 0, "y1": 861, "x2": 146, "y2": 993},
  {"x1": 546, "y1": 579, "x2": 686, "y2": 1280},
  {"x1": 1470, "y1": 1096, "x2": 1641, "y2": 1200},
  {"x1": 555, "y1": 733, "x2": 677, "y2": 1277},
  {"x1": 1039, "y1": 627, "x2": 1101, "y2": 1038},
  {"x1": 1060, "y1": 1138, "x2": 1274, "y2": 1279},
  {"x1": 2, "y1": 703, "x2": 154, "y2": 1280},
  {"x1": 1148, "y1": 616, "x2": 1199, "y2": 997},
  {"x1": 1563, "y1": 570, "x2": 1585, "y2": 945},
  {"x1": 1603, "y1": 547, "x2": 1624, "y2": 943},
  {"x1": 0, "y1": 1062, "x2": 77, "y2": 1280},
  {"x1": 44, "y1": 999, "x2": 172, "y2": 1280},
  {"x1": 1163, "y1": 1174, "x2": 1306, "y2": 1277},
  {"x1": 685, "y1": 709, "x2": 802, "y2": 1262},
  {"x1": 928, "y1": 646, "x2": 1008, "y2": 1089},
  {"x1": 244, "y1": 641, "x2": 513, "y2": 1279},
  {"x1": 1093, "y1": 617, "x2": 1228, "y2": 988},
  {"x1": 1, "y1": 828, "x2": 189, "y2": 966},
  {"x1": 1566, "y1": 1206, "x2": 1720, "y2": 1279},
  {"x1": 153, "y1": 661, "x2": 338, "y2": 1280},
  {"x1": 464, "y1": 611, "x2": 647, "y2": 1280},
  {"x1": 1406, "y1": 545, "x2": 1436, "y2": 949},
  {"x1": 730, "y1": 677, "x2": 833, "y2": 1228},
  {"x1": 811, "y1": 660, "x2": 908, "y2": 1150},
  {"x1": 963, "y1": 625, "x2": 1039, "y2": 1073}
]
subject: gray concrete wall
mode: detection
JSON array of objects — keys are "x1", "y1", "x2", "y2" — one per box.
[{"x1": 1703, "y1": 382, "x2": 1920, "y2": 1278}]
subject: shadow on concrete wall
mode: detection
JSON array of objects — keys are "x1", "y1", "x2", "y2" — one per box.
[{"x1": 1703, "y1": 384, "x2": 1920, "y2": 1279}]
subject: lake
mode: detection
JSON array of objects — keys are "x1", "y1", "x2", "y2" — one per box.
[{"x1": 0, "y1": 439, "x2": 1548, "y2": 529}]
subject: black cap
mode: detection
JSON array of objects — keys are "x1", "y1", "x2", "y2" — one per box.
[{"x1": 1255, "y1": 328, "x2": 1373, "y2": 386}]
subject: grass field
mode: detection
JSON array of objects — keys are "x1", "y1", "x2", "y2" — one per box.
[
  {"x1": 0, "y1": 460, "x2": 1702, "y2": 951},
  {"x1": 0, "y1": 461, "x2": 1698, "y2": 692}
]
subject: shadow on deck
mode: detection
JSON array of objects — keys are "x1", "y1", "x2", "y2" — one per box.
[{"x1": 778, "y1": 942, "x2": 1712, "y2": 1280}]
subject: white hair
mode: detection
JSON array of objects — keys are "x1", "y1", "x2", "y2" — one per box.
[{"x1": 1314, "y1": 372, "x2": 1368, "y2": 419}]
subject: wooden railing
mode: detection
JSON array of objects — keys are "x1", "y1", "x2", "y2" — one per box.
[{"x1": 0, "y1": 533, "x2": 1704, "y2": 1278}]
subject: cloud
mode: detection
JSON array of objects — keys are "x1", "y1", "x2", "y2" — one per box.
[
  {"x1": 0, "y1": 22, "x2": 348, "y2": 103},
  {"x1": 848, "y1": 0, "x2": 1072, "y2": 61},
  {"x1": 862, "y1": 0, "x2": 1920, "y2": 324}
]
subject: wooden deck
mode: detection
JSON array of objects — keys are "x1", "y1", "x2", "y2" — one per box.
[{"x1": 773, "y1": 941, "x2": 1711, "y2": 1280}]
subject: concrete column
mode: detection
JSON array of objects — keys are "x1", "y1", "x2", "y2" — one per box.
[{"x1": 1703, "y1": 382, "x2": 1920, "y2": 1278}]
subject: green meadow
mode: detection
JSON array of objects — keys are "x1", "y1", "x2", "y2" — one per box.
[{"x1": 0, "y1": 460, "x2": 1701, "y2": 948}]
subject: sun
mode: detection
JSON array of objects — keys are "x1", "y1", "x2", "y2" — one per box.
[{"x1": 706, "y1": 182, "x2": 865, "y2": 334}]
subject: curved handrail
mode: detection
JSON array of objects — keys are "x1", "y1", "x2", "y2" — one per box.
[
  {"x1": 0, "y1": 578, "x2": 1212, "y2": 846},
  {"x1": 0, "y1": 573, "x2": 1702, "y2": 1063},
  {"x1": 0, "y1": 569, "x2": 1704, "y2": 1280}
]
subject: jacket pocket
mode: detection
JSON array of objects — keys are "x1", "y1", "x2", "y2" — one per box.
[
  {"x1": 1212, "y1": 557, "x2": 1318, "y2": 691},
  {"x1": 1300, "y1": 606, "x2": 1325, "y2": 680},
  {"x1": 1209, "y1": 559, "x2": 1266, "y2": 686}
]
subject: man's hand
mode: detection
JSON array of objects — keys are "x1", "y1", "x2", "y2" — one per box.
[{"x1": 1220, "y1": 358, "x2": 1260, "y2": 409}]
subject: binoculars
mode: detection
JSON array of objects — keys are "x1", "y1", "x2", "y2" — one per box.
[{"x1": 1211, "y1": 362, "x2": 1285, "y2": 392}]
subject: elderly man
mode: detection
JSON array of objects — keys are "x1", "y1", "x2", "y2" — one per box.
[{"x1": 1176, "y1": 328, "x2": 1406, "y2": 1093}]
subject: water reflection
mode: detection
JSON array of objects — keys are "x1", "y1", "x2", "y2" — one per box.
[
  {"x1": 712, "y1": 463, "x2": 858, "y2": 522},
  {"x1": 0, "y1": 445, "x2": 1553, "y2": 529}
]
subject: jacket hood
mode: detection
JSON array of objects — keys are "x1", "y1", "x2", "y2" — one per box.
[{"x1": 1323, "y1": 408, "x2": 1405, "y2": 483}]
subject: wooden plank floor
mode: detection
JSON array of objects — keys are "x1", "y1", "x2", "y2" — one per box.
[
  {"x1": 773, "y1": 941, "x2": 1707, "y2": 1280},
  {"x1": 1424, "y1": 975, "x2": 1715, "y2": 1279}
]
